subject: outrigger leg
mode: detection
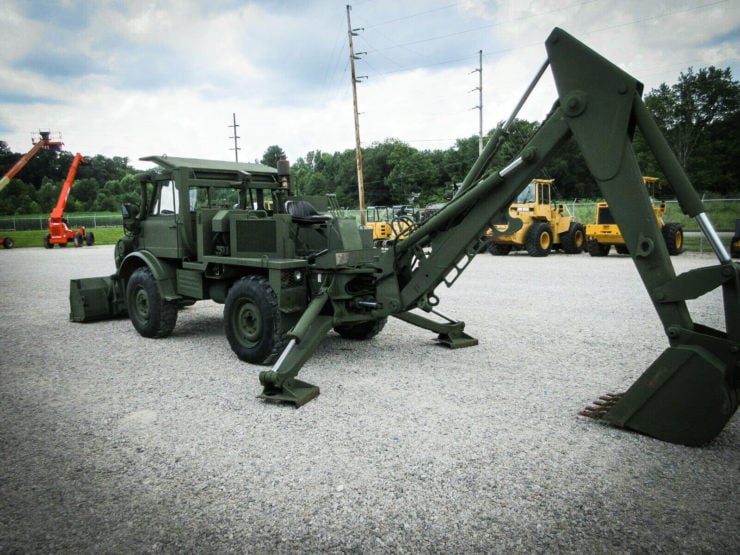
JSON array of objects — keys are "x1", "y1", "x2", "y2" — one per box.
[
  {"x1": 258, "y1": 292, "x2": 332, "y2": 407},
  {"x1": 394, "y1": 309, "x2": 478, "y2": 349}
]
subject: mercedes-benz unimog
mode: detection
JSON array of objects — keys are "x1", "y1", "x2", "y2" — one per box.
[{"x1": 70, "y1": 28, "x2": 738, "y2": 447}]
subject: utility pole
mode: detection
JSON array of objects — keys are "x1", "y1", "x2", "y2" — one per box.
[
  {"x1": 471, "y1": 50, "x2": 483, "y2": 154},
  {"x1": 346, "y1": 4, "x2": 367, "y2": 226},
  {"x1": 228, "y1": 112, "x2": 240, "y2": 162}
]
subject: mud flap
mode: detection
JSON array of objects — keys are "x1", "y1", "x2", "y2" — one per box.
[
  {"x1": 69, "y1": 275, "x2": 127, "y2": 322},
  {"x1": 582, "y1": 345, "x2": 738, "y2": 446}
]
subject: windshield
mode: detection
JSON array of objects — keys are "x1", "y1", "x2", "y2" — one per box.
[{"x1": 517, "y1": 182, "x2": 535, "y2": 203}]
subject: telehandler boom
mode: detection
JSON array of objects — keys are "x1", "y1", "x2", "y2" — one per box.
[
  {"x1": 70, "y1": 28, "x2": 738, "y2": 446},
  {"x1": 0, "y1": 130, "x2": 64, "y2": 249},
  {"x1": 44, "y1": 153, "x2": 95, "y2": 248}
]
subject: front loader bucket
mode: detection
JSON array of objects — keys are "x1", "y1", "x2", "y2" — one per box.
[
  {"x1": 69, "y1": 275, "x2": 127, "y2": 322},
  {"x1": 582, "y1": 345, "x2": 739, "y2": 446}
]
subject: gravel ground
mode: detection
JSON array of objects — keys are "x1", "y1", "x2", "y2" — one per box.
[{"x1": 0, "y1": 246, "x2": 737, "y2": 553}]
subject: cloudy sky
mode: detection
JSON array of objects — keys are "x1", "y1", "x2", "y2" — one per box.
[{"x1": 1, "y1": 0, "x2": 738, "y2": 169}]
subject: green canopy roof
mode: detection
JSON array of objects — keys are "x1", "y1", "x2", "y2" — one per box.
[{"x1": 141, "y1": 155, "x2": 278, "y2": 175}]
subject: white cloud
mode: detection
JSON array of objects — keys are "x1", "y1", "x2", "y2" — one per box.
[{"x1": 0, "y1": 0, "x2": 737, "y2": 169}]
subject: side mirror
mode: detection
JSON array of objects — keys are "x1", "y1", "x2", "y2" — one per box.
[{"x1": 122, "y1": 203, "x2": 141, "y2": 233}]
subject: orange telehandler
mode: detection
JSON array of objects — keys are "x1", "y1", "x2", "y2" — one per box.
[
  {"x1": 44, "y1": 152, "x2": 95, "y2": 248},
  {"x1": 0, "y1": 130, "x2": 64, "y2": 249}
]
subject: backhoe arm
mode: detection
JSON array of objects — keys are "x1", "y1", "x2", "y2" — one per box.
[
  {"x1": 261, "y1": 28, "x2": 738, "y2": 445},
  {"x1": 380, "y1": 28, "x2": 738, "y2": 445}
]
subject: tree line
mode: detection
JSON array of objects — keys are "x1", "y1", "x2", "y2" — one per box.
[{"x1": 1, "y1": 66, "x2": 737, "y2": 216}]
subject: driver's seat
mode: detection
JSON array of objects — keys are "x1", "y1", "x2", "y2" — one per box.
[{"x1": 285, "y1": 200, "x2": 332, "y2": 225}]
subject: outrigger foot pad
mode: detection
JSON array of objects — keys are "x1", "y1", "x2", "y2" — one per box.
[
  {"x1": 436, "y1": 330, "x2": 479, "y2": 349},
  {"x1": 258, "y1": 375, "x2": 320, "y2": 408}
]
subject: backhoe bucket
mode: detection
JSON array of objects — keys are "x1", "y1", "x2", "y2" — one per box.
[
  {"x1": 582, "y1": 345, "x2": 738, "y2": 446},
  {"x1": 69, "y1": 275, "x2": 126, "y2": 322}
]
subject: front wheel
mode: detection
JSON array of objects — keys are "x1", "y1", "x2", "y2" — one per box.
[
  {"x1": 486, "y1": 242, "x2": 512, "y2": 256},
  {"x1": 224, "y1": 276, "x2": 285, "y2": 364},
  {"x1": 126, "y1": 266, "x2": 178, "y2": 338},
  {"x1": 587, "y1": 241, "x2": 610, "y2": 257},
  {"x1": 525, "y1": 222, "x2": 553, "y2": 257},
  {"x1": 2, "y1": 237, "x2": 13, "y2": 249},
  {"x1": 43, "y1": 234, "x2": 52, "y2": 249},
  {"x1": 85, "y1": 231, "x2": 95, "y2": 246}
]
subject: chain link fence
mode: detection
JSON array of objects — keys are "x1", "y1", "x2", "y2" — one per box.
[
  {"x1": 0, "y1": 198, "x2": 737, "y2": 233},
  {"x1": 0, "y1": 214, "x2": 123, "y2": 231}
]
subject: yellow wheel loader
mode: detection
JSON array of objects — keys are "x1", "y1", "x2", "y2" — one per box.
[
  {"x1": 585, "y1": 177, "x2": 684, "y2": 256},
  {"x1": 485, "y1": 178, "x2": 585, "y2": 256}
]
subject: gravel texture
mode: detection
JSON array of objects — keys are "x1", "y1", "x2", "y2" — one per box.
[{"x1": 0, "y1": 245, "x2": 737, "y2": 553}]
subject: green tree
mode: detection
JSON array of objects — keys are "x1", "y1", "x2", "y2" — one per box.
[
  {"x1": 260, "y1": 145, "x2": 286, "y2": 168},
  {"x1": 385, "y1": 141, "x2": 440, "y2": 205},
  {"x1": 0, "y1": 179, "x2": 37, "y2": 214},
  {"x1": 644, "y1": 66, "x2": 738, "y2": 192}
]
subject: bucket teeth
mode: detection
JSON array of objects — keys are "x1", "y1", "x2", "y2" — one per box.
[{"x1": 579, "y1": 392, "x2": 624, "y2": 420}]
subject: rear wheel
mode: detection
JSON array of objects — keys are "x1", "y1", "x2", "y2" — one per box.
[
  {"x1": 525, "y1": 222, "x2": 553, "y2": 257},
  {"x1": 85, "y1": 231, "x2": 95, "y2": 246},
  {"x1": 74, "y1": 232, "x2": 83, "y2": 247},
  {"x1": 43, "y1": 234, "x2": 52, "y2": 249},
  {"x1": 126, "y1": 266, "x2": 178, "y2": 338},
  {"x1": 560, "y1": 222, "x2": 585, "y2": 254},
  {"x1": 224, "y1": 276, "x2": 285, "y2": 364},
  {"x1": 334, "y1": 317, "x2": 388, "y2": 340},
  {"x1": 2, "y1": 237, "x2": 13, "y2": 249},
  {"x1": 662, "y1": 223, "x2": 684, "y2": 255}
]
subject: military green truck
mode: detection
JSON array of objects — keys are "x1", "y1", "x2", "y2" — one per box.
[
  {"x1": 70, "y1": 155, "x2": 382, "y2": 366},
  {"x1": 69, "y1": 28, "x2": 738, "y2": 446}
]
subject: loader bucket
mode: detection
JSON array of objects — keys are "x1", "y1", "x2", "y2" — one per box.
[
  {"x1": 69, "y1": 275, "x2": 127, "y2": 322},
  {"x1": 581, "y1": 345, "x2": 739, "y2": 446}
]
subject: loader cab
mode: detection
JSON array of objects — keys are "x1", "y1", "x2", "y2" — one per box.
[{"x1": 513, "y1": 179, "x2": 553, "y2": 220}]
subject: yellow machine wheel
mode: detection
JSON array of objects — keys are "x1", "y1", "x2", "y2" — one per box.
[{"x1": 526, "y1": 222, "x2": 553, "y2": 257}]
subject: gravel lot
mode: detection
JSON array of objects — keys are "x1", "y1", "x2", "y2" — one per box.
[{"x1": 1, "y1": 246, "x2": 737, "y2": 553}]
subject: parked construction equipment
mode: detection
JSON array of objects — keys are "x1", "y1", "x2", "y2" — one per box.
[
  {"x1": 585, "y1": 177, "x2": 684, "y2": 256},
  {"x1": 0, "y1": 130, "x2": 65, "y2": 249},
  {"x1": 44, "y1": 153, "x2": 95, "y2": 248},
  {"x1": 485, "y1": 178, "x2": 585, "y2": 256},
  {"x1": 365, "y1": 206, "x2": 394, "y2": 247},
  {"x1": 69, "y1": 28, "x2": 738, "y2": 446},
  {"x1": 365, "y1": 205, "x2": 419, "y2": 247}
]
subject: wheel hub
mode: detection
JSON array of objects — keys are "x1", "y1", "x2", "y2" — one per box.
[{"x1": 236, "y1": 301, "x2": 262, "y2": 344}]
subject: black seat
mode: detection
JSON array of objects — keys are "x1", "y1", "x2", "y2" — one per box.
[{"x1": 285, "y1": 200, "x2": 332, "y2": 225}]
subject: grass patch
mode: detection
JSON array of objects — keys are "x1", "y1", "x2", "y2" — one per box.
[{"x1": 2, "y1": 227, "x2": 124, "y2": 249}]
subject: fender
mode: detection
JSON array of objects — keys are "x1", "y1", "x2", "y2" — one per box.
[{"x1": 119, "y1": 250, "x2": 179, "y2": 301}]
